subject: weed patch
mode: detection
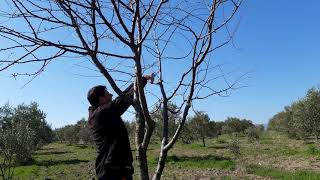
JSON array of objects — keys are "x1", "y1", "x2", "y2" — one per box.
[
  {"x1": 165, "y1": 155, "x2": 236, "y2": 170},
  {"x1": 247, "y1": 164, "x2": 320, "y2": 180}
]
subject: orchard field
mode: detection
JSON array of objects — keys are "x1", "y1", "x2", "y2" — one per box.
[{"x1": 12, "y1": 131, "x2": 320, "y2": 180}]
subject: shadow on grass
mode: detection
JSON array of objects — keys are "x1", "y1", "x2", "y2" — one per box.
[
  {"x1": 208, "y1": 145, "x2": 228, "y2": 149},
  {"x1": 32, "y1": 159, "x2": 90, "y2": 167},
  {"x1": 167, "y1": 154, "x2": 231, "y2": 162},
  {"x1": 131, "y1": 147, "x2": 155, "y2": 152},
  {"x1": 74, "y1": 144, "x2": 92, "y2": 149},
  {"x1": 39, "y1": 147, "x2": 55, "y2": 151},
  {"x1": 34, "y1": 151, "x2": 72, "y2": 156}
]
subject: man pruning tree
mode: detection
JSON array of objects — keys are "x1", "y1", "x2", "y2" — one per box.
[{"x1": 87, "y1": 74, "x2": 154, "y2": 180}]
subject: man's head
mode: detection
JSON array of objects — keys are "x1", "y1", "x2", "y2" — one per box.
[{"x1": 87, "y1": 85, "x2": 113, "y2": 107}]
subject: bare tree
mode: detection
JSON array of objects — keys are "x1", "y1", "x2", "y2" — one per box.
[{"x1": 0, "y1": 0, "x2": 244, "y2": 179}]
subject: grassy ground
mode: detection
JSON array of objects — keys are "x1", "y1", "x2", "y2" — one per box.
[{"x1": 10, "y1": 131, "x2": 320, "y2": 179}]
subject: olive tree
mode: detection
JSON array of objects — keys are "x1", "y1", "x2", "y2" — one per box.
[{"x1": 187, "y1": 111, "x2": 211, "y2": 147}]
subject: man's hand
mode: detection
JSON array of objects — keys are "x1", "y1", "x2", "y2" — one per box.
[{"x1": 143, "y1": 73, "x2": 155, "y2": 84}]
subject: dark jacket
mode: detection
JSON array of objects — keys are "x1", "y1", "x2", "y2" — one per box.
[{"x1": 88, "y1": 78, "x2": 147, "y2": 179}]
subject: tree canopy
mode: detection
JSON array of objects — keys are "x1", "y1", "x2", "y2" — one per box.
[{"x1": 268, "y1": 87, "x2": 320, "y2": 140}]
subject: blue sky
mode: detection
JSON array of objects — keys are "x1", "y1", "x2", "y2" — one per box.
[{"x1": 1, "y1": 0, "x2": 320, "y2": 128}]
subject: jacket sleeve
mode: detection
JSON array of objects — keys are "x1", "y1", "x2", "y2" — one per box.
[{"x1": 110, "y1": 77, "x2": 148, "y2": 116}]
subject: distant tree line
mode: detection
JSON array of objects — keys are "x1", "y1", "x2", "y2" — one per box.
[
  {"x1": 53, "y1": 104, "x2": 262, "y2": 148},
  {"x1": 53, "y1": 118, "x2": 134, "y2": 146},
  {"x1": 180, "y1": 114, "x2": 261, "y2": 146},
  {"x1": 54, "y1": 118, "x2": 93, "y2": 145},
  {"x1": 123, "y1": 103, "x2": 262, "y2": 147},
  {"x1": 268, "y1": 87, "x2": 320, "y2": 141}
]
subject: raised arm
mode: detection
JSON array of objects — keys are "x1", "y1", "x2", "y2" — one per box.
[{"x1": 111, "y1": 75, "x2": 154, "y2": 116}]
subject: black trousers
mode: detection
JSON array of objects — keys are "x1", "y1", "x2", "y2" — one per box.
[
  {"x1": 99, "y1": 174, "x2": 133, "y2": 180},
  {"x1": 98, "y1": 164, "x2": 134, "y2": 180}
]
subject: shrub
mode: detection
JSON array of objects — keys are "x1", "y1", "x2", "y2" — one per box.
[
  {"x1": 246, "y1": 127, "x2": 261, "y2": 142},
  {"x1": 12, "y1": 121, "x2": 36, "y2": 164},
  {"x1": 227, "y1": 139, "x2": 241, "y2": 156}
]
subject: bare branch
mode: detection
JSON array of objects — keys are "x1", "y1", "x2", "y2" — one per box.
[{"x1": 139, "y1": 0, "x2": 168, "y2": 45}]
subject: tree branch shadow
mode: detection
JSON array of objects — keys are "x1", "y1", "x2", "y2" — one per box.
[
  {"x1": 32, "y1": 159, "x2": 89, "y2": 167},
  {"x1": 207, "y1": 144, "x2": 228, "y2": 149},
  {"x1": 34, "y1": 151, "x2": 72, "y2": 156},
  {"x1": 166, "y1": 154, "x2": 231, "y2": 162}
]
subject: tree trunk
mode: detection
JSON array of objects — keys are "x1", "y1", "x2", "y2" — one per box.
[
  {"x1": 133, "y1": 47, "x2": 153, "y2": 179},
  {"x1": 137, "y1": 146, "x2": 149, "y2": 180},
  {"x1": 135, "y1": 106, "x2": 150, "y2": 180},
  {"x1": 152, "y1": 144, "x2": 168, "y2": 180},
  {"x1": 202, "y1": 137, "x2": 206, "y2": 147}
]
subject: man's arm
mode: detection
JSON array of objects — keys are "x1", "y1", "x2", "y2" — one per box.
[{"x1": 111, "y1": 75, "x2": 152, "y2": 116}]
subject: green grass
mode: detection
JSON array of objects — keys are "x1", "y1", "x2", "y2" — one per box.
[
  {"x1": 4, "y1": 131, "x2": 320, "y2": 179},
  {"x1": 165, "y1": 154, "x2": 236, "y2": 170},
  {"x1": 188, "y1": 143, "x2": 205, "y2": 149},
  {"x1": 247, "y1": 164, "x2": 320, "y2": 180},
  {"x1": 279, "y1": 147, "x2": 300, "y2": 156},
  {"x1": 14, "y1": 165, "x2": 40, "y2": 177},
  {"x1": 221, "y1": 176, "x2": 233, "y2": 180},
  {"x1": 12, "y1": 143, "x2": 96, "y2": 179},
  {"x1": 304, "y1": 144, "x2": 320, "y2": 156}
]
